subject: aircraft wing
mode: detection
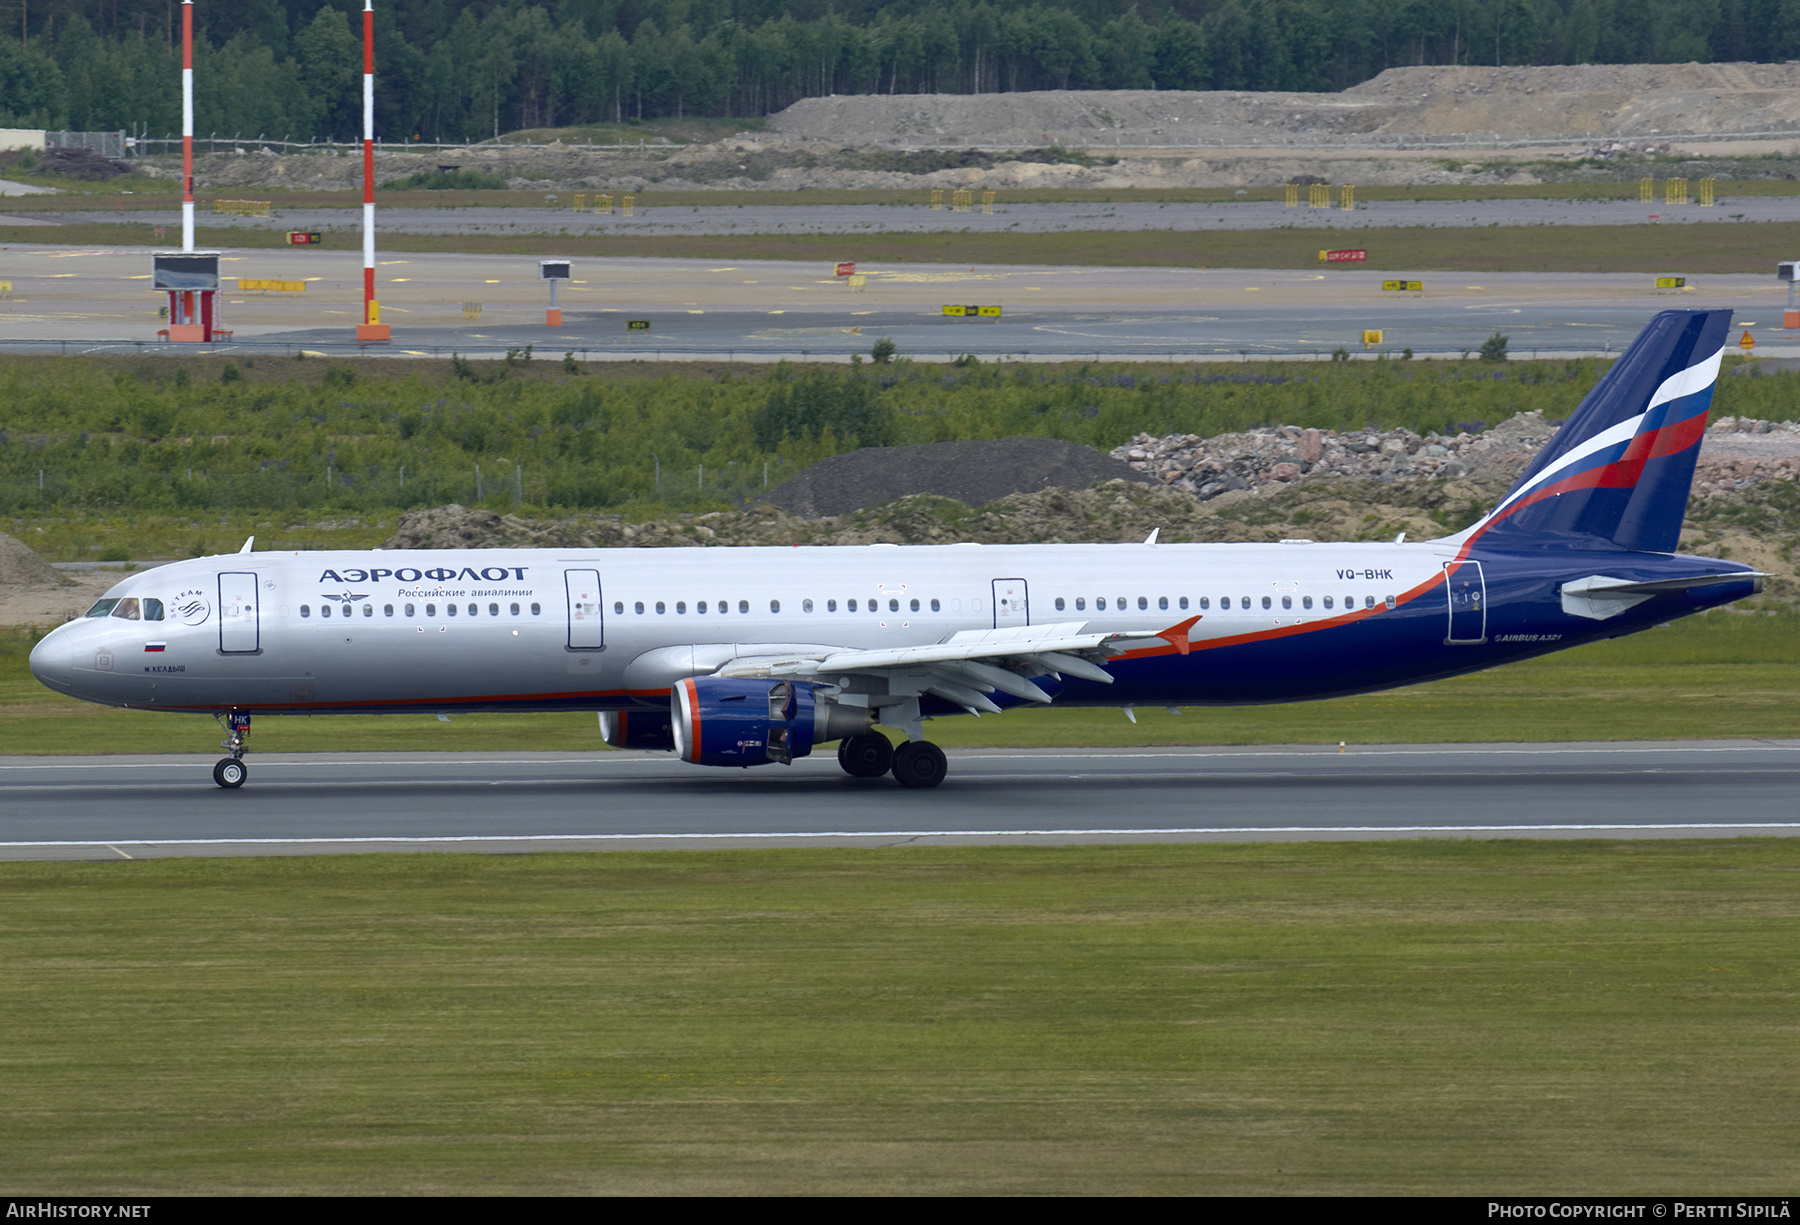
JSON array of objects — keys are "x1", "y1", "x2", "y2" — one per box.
[{"x1": 718, "y1": 617, "x2": 1201, "y2": 714}]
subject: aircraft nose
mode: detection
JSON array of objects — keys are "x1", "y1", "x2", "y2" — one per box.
[{"x1": 29, "y1": 627, "x2": 74, "y2": 694}]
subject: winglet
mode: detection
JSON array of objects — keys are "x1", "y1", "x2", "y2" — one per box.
[
  {"x1": 1143, "y1": 528, "x2": 1159, "y2": 545},
  {"x1": 238, "y1": 535, "x2": 255, "y2": 553},
  {"x1": 1156, "y1": 615, "x2": 1201, "y2": 655}
]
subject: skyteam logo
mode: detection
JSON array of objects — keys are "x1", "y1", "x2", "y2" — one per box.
[{"x1": 173, "y1": 588, "x2": 211, "y2": 625}]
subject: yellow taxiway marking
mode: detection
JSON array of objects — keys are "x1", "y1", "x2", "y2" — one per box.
[
  {"x1": 687, "y1": 309, "x2": 703, "y2": 314},
  {"x1": 768, "y1": 309, "x2": 785, "y2": 314},
  {"x1": 710, "y1": 267, "x2": 740, "y2": 272},
  {"x1": 379, "y1": 260, "x2": 408, "y2": 265},
  {"x1": 390, "y1": 278, "x2": 411, "y2": 282},
  {"x1": 484, "y1": 279, "x2": 500, "y2": 283}
]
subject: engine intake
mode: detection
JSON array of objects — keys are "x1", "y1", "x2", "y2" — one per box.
[
  {"x1": 599, "y1": 710, "x2": 675, "y2": 751},
  {"x1": 672, "y1": 676, "x2": 869, "y2": 768}
]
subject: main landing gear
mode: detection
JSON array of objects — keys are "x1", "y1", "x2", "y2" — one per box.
[
  {"x1": 836, "y1": 731, "x2": 949, "y2": 789},
  {"x1": 212, "y1": 712, "x2": 250, "y2": 789}
]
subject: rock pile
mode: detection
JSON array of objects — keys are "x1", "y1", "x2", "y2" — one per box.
[{"x1": 1112, "y1": 412, "x2": 1558, "y2": 501}]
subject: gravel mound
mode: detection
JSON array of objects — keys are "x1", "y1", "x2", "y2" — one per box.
[
  {"x1": 382, "y1": 504, "x2": 600, "y2": 550},
  {"x1": 770, "y1": 64, "x2": 1800, "y2": 149},
  {"x1": 0, "y1": 532, "x2": 68, "y2": 589},
  {"x1": 761, "y1": 437, "x2": 1150, "y2": 519}
]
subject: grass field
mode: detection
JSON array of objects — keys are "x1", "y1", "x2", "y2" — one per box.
[
  {"x1": 4, "y1": 218, "x2": 1794, "y2": 274},
  {"x1": 1, "y1": 840, "x2": 1795, "y2": 1194},
  {"x1": 3, "y1": 610, "x2": 1795, "y2": 755}
]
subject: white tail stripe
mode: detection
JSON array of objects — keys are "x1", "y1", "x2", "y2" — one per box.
[{"x1": 1477, "y1": 343, "x2": 1722, "y2": 528}]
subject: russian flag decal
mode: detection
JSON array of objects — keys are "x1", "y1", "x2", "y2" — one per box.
[{"x1": 144, "y1": 643, "x2": 166, "y2": 652}]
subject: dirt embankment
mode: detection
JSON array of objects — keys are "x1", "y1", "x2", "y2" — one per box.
[
  {"x1": 116, "y1": 62, "x2": 1800, "y2": 196},
  {"x1": 376, "y1": 415, "x2": 1800, "y2": 598}
]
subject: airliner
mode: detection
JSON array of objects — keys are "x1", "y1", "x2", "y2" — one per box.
[{"x1": 30, "y1": 310, "x2": 1759, "y2": 789}]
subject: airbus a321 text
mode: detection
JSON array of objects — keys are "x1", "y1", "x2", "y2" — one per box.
[{"x1": 31, "y1": 310, "x2": 1760, "y2": 790}]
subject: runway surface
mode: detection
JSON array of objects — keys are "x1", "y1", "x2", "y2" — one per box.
[
  {"x1": 2, "y1": 741, "x2": 1796, "y2": 861},
  {"x1": 2, "y1": 245, "x2": 1791, "y2": 359}
]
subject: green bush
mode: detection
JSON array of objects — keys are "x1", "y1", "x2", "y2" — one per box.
[{"x1": 387, "y1": 168, "x2": 507, "y2": 191}]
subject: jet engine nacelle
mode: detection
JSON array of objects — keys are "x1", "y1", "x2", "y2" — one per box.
[
  {"x1": 671, "y1": 676, "x2": 870, "y2": 767},
  {"x1": 598, "y1": 710, "x2": 675, "y2": 751}
]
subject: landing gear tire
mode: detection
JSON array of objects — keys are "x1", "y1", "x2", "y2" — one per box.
[
  {"x1": 838, "y1": 732, "x2": 894, "y2": 778},
  {"x1": 890, "y1": 740, "x2": 948, "y2": 790},
  {"x1": 212, "y1": 758, "x2": 248, "y2": 789}
]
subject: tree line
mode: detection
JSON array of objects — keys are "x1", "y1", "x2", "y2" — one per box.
[{"x1": 0, "y1": 0, "x2": 1789, "y2": 142}]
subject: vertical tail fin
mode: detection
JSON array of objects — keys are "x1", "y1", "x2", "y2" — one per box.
[{"x1": 1468, "y1": 309, "x2": 1731, "y2": 553}]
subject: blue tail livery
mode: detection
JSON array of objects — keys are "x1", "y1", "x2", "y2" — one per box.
[
  {"x1": 1465, "y1": 309, "x2": 1731, "y2": 553},
  {"x1": 32, "y1": 310, "x2": 1765, "y2": 789}
]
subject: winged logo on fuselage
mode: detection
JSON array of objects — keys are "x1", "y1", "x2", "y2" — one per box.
[{"x1": 321, "y1": 592, "x2": 369, "y2": 606}]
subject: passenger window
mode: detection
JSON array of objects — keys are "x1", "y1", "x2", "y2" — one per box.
[
  {"x1": 384, "y1": 604, "x2": 394, "y2": 616},
  {"x1": 467, "y1": 604, "x2": 477, "y2": 617},
  {"x1": 849, "y1": 599, "x2": 858, "y2": 611},
  {"x1": 828, "y1": 599, "x2": 838, "y2": 612},
  {"x1": 930, "y1": 598, "x2": 940, "y2": 612},
  {"x1": 770, "y1": 600, "x2": 781, "y2": 613},
  {"x1": 1075, "y1": 597, "x2": 1085, "y2": 610},
  {"x1": 614, "y1": 601, "x2": 623, "y2": 615},
  {"x1": 738, "y1": 600, "x2": 748, "y2": 614},
  {"x1": 1138, "y1": 596, "x2": 1148, "y2": 611},
  {"x1": 1385, "y1": 595, "x2": 1397, "y2": 609},
  {"x1": 1281, "y1": 595, "x2": 1292, "y2": 610},
  {"x1": 1240, "y1": 597, "x2": 1251, "y2": 610},
  {"x1": 1261, "y1": 596, "x2": 1272, "y2": 610},
  {"x1": 489, "y1": 603, "x2": 499, "y2": 617},
  {"x1": 426, "y1": 604, "x2": 437, "y2": 617},
  {"x1": 405, "y1": 603, "x2": 415, "y2": 617},
  {"x1": 655, "y1": 602, "x2": 666, "y2": 614},
  {"x1": 1116, "y1": 596, "x2": 1125, "y2": 610},
  {"x1": 447, "y1": 604, "x2": 457, "y2": 617},
  {"x1": 676, "y1": 601, "x2": 687, "y2": 614},
  {"x1": 1158, "y1": 596, "x2": 1168, "y2": 610},
  {"x1": 144, "y1": 599, "x2": 165, "y2": 621},
  {"x1": 322, "y1": 604, "x2": 333, "y2": 618},
  {"x1": 910, "y1": 598, "x2": 919, "y2": 612},
  {"x1": 1096, "y1": 597, "x2": 1106, "y2": 610},
  {"x1": 1055, "y1": 597, "x2": 1065, "y2": 611},
  {"x1": 634, "y1": 602, "x2": 643, "y2": 614},
  {"x1": 85, "y1": 599, "x2": 120, "y2": 618},
  {"x1": 803, "y1": 599, "x2": 814, "y2": 613},
  {"x1": 531, "y1": 603, "x2": 541, "y2": 615},
  {"x1": 888, "y1": 598, "x2": 899, "y2": 612},
  {"x1": 364, "y1": 604, "x2": 374, "y2": 617},
  {"x1": 1323, "y1": 596, "x2": 1333, "y2": 609},
  {"x1": 1302, "y1": 596, "x2": 1313, "y2": 609},
  {"x1": 300, "y1": 605, "x2": 312, "y2": 618},
  {"x1": 1365, "y1": 596, "x2": 1375, "y2": 609},
  {"x1": 1199, "y1": 597, "x2": 1209, "y2": 610}
]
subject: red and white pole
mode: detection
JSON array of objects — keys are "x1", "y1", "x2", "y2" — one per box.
[
  {"x1": 181, "y1": 0, "x2": 193, "y2": 252},
  {"x1": 362, "y1": 0, "x2": 376, "y2": 323}
]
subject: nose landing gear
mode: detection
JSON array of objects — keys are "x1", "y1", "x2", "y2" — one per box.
[{"x1": 212, "y1": 711, "x2": 250, "y2": 789}]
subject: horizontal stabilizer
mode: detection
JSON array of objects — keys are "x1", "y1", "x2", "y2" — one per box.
[{"x1": 1561, "y1": 571, "x2": 1765, "y2": 620}]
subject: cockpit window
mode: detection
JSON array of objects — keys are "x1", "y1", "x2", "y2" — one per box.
[
  {"x1": 143, "y1": 598, "x2": 164, "y2": 621},
  {"x1": 111, "y1": 598, "x2": 141, "y2": 621},
  {"x1": 85, "y1": 599, "x2": 120, "y2": 618}
]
